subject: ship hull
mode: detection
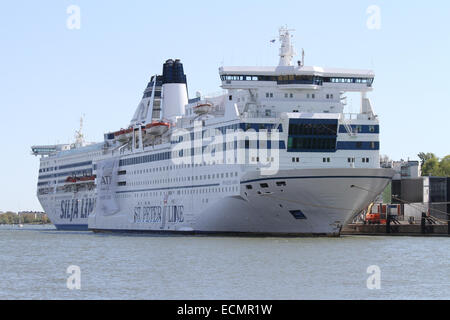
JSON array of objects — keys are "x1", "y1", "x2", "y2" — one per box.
[
  {"x1": 88, "y1": 168, "x2": 394, "y2": 237},
  {"x1": 38, "y1": 190, "x2": 95, "y2": 231}
]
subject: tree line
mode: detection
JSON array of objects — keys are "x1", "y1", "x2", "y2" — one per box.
[
  {"x1": 418, "y1": 153, "x2": 450, "y2": 177},
  {"x1": 0, "y1": 212, "x2": 51, "y2": 225}
]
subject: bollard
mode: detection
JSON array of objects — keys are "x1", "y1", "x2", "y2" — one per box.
[
  {"x1": 448, "y1": 213, "x2": 450, "y2": 236},
  {"x1": 421, "y1": 212, "x2": 426, "y2": 234},
  {"x1": 386, "y1": 207, "x2": 391, "y2": 234}
]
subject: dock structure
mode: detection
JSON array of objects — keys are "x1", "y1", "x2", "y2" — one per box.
[{"x1": 342, "y1": 220, "x2": 449, "y2": 237}]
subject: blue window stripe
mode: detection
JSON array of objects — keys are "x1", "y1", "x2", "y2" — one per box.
[
  {"x1": 338, "y1": 125, "x2": 379, "y2": 134},
  {"x1": 336, "y1": 141, "x2": 379, "y2": 150},
  {"x1": 289, "y1": 119, "x2": 338, "y2": 125},
  {"x1": 58, "y1": 161, "x2": 92, "y2": 170}
]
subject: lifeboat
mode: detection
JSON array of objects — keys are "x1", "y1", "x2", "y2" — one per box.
[
  {"x1": 65, "y1": 177, "x2": 77, "y2": 183},
  {"x1": 79, "y1": 175, "x2": 96, "y2": 182},
  {"x1": 145, "y1": 121, "x2": 170, "y2": 136},
  {"x1": 65, "y1": 175, "x2": 96, "y2": 184},
  {"x1": 193, "y1": 103, "x2": 212, "y2": 115},
  {"x1": 113, "y1": 127, "x2": 133, "y2": 142}
]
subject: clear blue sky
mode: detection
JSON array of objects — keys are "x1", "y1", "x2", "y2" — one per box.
[{"x1": 0, "y1": 1, "x2": 449, "y2": 211}]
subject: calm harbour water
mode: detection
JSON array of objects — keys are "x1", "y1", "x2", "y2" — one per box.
[{"x1": 0, "y1": 224, "x2": 449, "y2": 300}]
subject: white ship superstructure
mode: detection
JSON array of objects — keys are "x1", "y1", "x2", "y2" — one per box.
[{"x1": 32, "y1": 28, "x2": 394, "y2": 235}]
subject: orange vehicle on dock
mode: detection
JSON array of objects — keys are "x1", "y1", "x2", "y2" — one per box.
[{"x1": 365, "y1": 203, "x2": 401, "y2": 224}]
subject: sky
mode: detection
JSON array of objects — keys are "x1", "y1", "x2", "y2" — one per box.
[{"x1": 0, "y1": 0, "x2": 449, "y2": 211}]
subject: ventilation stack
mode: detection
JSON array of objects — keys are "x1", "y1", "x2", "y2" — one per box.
[{"x1": 161, "y1": 59, "x2": 188, "y2": 122}]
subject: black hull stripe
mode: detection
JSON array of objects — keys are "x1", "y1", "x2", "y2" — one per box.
[
  {"x1": 241, "y1": 175, "x2": 392, "y2": 184},
  {"x1": 90, "y1": 229, "x2": 340, "y2": 238}
]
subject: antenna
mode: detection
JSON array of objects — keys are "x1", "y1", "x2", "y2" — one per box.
[
  {"x1": 74, "y1": 114, "x2": 85, "y2": 147},
  {"x1": 278, "y1": 26, "x2": 296, "y2": 66},
  {"x1": 302, "y1": 48, "x2": 305, "y2": 67}
]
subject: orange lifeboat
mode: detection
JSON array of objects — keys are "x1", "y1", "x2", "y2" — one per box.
[
  {"x1": 113, "y1": 127, "x2": 133, "y2": 142},
  {"x1": 65, "y1": 177, "x2": 77, "y2": 183},
  {"x1": 193, "y1": 103, "x2": 212, "y2": 115},
  {"x1": 65, "y1": 175, "x2": 96, "y2": 184},
  {"x1": 145, "y1": 121, "x2": 170, "y2": 136}
]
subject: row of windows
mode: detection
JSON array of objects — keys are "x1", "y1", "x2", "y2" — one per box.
[
  {"x1": 127, "y1": 168, "x2": 238, "y2": 180},
  {"x1": 325, "y1": 77, "x2": 373, "y2": 85},
  {"x1": 120, "y1": 152, "x2": 171, "y2": 167},
  {"x1": 127, "y1": 186, "x2": 239, "y2": 198},
  {"x1": 221, "y1": 74, "x2": 374, "y2": 86},
  {"x1": 287, "y1": 140, "x2": 379, "y2": 152},
  {"x1": 336, "y1": 141, "x2": 379, "y2": 150},
  {"x1": 291, "y1": 157, "x2": 372, "y2": 163},
  {"x1": 338, "y1": 125, "x2": 379, "y2": 134},
  {"x1": 263, "y1": 92, "x2": 337, "y2": 100},
  {"x1": 245, "y1": 181, "x2": 286, "y2": 190},
  {"x1": 39, "y1": 168, "x2": 93, "y2": 180},
  {"x1": 39, "y1": 160, "x2": 92, "y2": 173},
  {"x1": 143, "y1": 90, "x2": 162, "y2": 99},
  {"x1": 58, "y1": 161, "x2": 92, "y2": 171},
  {"x1": 288, "y1": 137, "x2": 337, "y2": 152},
  {"x1": 289, "y1": 123, "x2": 338, "y2": 136},
  {"x1": 172, "y1": 123, "x2": 283, "y2": 144}
]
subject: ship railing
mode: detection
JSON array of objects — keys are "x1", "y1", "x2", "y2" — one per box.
[
  {"x1": 342, "y1": 113, "x2": 360, "y2": 120},
  {"x1": 242, "y1": 111, "x2": 281, "y2": 119},
  {"x1": 202, "y1": 90, "x2": 228, "y2": 99}
]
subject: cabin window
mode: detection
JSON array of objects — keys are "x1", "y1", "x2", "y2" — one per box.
[{"x1": 260, "y1": 183, "x2": 269, "y2": 188}]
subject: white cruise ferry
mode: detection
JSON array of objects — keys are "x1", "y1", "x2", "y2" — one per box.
[{"x1": 32, "y1": 28, "x2": 394, "y2": 236}]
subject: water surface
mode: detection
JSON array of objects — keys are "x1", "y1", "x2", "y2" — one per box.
[{"x1": 0, "y1": 225, "x2": 448, "y2": 299}]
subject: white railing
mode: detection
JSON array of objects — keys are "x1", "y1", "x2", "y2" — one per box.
[
  {"x1": 343, "y1": 113, "x2": 360, "y2": 120},
  {"x1": 242, "y1": 111, "x2": 281, "y2": 119}
]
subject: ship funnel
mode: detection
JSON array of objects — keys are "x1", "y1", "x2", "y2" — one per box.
[{"x1": 161, "y1": 59, "x2": 188, "y2": 121}]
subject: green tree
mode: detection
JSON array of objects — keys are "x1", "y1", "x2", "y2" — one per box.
[
  {"x1": 438, "y1": 155, "x2": 450, "y2": 176},
  {"x1": 418, "y1": 152, "x2": 435, "y2": 166},
  {"x1": 420, "y1": 153, "x2": 450, "y2": 177}
]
